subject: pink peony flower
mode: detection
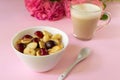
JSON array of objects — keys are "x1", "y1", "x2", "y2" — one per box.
[{"x1": 25, "y1": 0, "x2": 65, "y2": 21}]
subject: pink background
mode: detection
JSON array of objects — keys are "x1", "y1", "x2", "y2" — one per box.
[{"x1": 1, "y1": 0, "x2": 120, "y2": 80}]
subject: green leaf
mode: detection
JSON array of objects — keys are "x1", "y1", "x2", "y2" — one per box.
[{"x1": 100, "y1": 13, "x2": 108, "y2": 20}]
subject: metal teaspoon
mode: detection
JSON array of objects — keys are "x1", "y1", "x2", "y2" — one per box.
[{"x1": 58, "y1": 47, "x2": 91, "y2": 80}]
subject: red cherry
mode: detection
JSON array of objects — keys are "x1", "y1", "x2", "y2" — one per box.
[
  {"x1": 32, "y1": 38, "x2": 40, "y2": 43},
  {"x1": 16, "y1": 43, "x2": 26, "y2": 53},
  {"x1": 45, "y1": 40, "x2": 56, "y2": 49},
  {"x1": 22, "y1": 34, "x2": 32, "y2": 39},
  {"x1": 34, "y1": 31, "x2": 44, "y2": 38},
  {"x1": 40, "y1": 48, "x2": 48, "y2": 56}
]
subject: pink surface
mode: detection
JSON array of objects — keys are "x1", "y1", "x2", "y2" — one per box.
[{"x1": 1, "y1": 0, "x2": 120, "y2": 80}]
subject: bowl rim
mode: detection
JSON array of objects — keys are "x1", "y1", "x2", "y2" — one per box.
[{"x1": 11, "y1": 26, "x2": 69, "y2": 58}]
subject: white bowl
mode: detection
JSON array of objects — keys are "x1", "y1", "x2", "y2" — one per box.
[{"x1": 11, "y1": 26, "x2": 69, "y2": 72}]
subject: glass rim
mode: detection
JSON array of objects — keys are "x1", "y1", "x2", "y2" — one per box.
[{"x1": 71, "y1": 3, "x2": 103, "y2": 13}]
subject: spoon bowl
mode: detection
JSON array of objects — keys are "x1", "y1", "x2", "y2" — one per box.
[{"x1": 77, "y1": 47, "x2": 91, "y2": 61}]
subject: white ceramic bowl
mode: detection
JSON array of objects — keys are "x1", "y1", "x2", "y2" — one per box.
[{"x1": 11, "y1": 26, "x2": 69, "y2": 72}]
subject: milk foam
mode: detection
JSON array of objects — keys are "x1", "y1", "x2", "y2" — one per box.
[{"x1": 71, "y1": 3, "x2": 102, "y2": 19}]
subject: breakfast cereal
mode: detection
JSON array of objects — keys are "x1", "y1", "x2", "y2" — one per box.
[{"x1": 15, "y1": 30, "x2": 63, "y2": 56}]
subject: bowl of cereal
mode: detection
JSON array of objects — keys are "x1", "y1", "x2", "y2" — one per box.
[{"x1": 11, "y1": 26, "x2": 69, "y2": 72}]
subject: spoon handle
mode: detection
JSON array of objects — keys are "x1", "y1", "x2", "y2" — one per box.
[
  {"x1": 58, "y1": 48, "x2": 91, "y2": 80},
  {"x1": 58, "y1": 58, "x2": 82, "y2": 80}
]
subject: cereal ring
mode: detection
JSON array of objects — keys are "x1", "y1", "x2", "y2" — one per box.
[
  {"x1": 48, "y1": 46, "x2": 61, "y2": 54},
  {"x1": 42, "y1": 30, "x2": 52, "y2": 37},
  {"x1": 52, "y1": 34, "x2": 62, "y2": 40},
  {"x1": 42, "y1": 35, "x2": 50, "y2": 42},
  {"x1": 36, "y1": 50, "x2": 41, "y2": 56},
  {"x1": 27, "y1": 42, "x2": 37, "y2": 49},
  {"x1": 39, "y1": 40, "x2": 45, "y2": 48},
  {"x1": 23, "y1": 47, "x2": 36, "y2": 56}
]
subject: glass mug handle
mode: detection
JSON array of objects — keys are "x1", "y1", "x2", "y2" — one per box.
[{"x1": 96, "y1": 11, "x2": 111, "y2": 31}]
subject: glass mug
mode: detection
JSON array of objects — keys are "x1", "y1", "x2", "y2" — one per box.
[{"x1": 70, "y1": 1, "x2": 111, "y2": 40}]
